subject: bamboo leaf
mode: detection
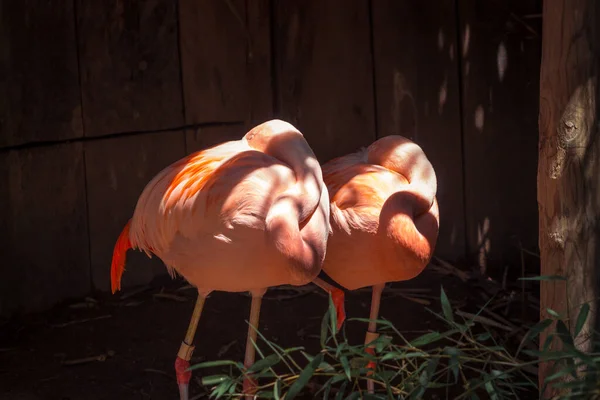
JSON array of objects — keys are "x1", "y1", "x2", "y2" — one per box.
[
  {"x1": 320, "y1": 307, "x2": 330, "y2": 348},
  {"x1": 274, "y1": 379, "x2": 281, "y2": 400},
  {"x1": 340, "y1": 355, "x2": 351, "y2": 380},
  {"x1": 546, "y1": 308, "x2": 561, "y2": 318},
  {"x1": 380, "y1": 351, "x2": 426, "y2": 361},
  {"x1": 188, "y1": 359, "x2": 243, "y2": 371},
  {"x1": 328, "y1": 295, "x2": 337, "y2": 335},
  {"x1": 444, "y1": 347, "x2": 460, "y2": 383},
  {"x1": 285, "y1": 352, "x2": 324, "y2": 400},
  {"x1": 574, "y1": 303, "x2": 590, "y2": 337},
  {"x1": 518, "y1": 275, "x2": 566, "y2": 281},
  {"x1": 247, "y1": 354, "x2": 280, "y2": 373},
  {"x1": 440, "y1": 286, "x2": 454, "y2": 323},
  {"x1": 555, "y1": 320, "x2": 574, "y2": 347},
  {"x1": 201, "y1": 374, "x2": 229, "y2": 386}
]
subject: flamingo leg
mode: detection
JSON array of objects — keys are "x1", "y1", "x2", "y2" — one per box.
[
  {"x1": 242, "y1": 288, "x2": 267, "y2": 399},
  {"x1": 176, "y1": 292, "x2": 207, "y2": 400},
  {"x1": 312, "y1": 277, "x2": 346, "y2": 331},
  {"x1": 366, "y1": 283, "x2": 385, "y2": 394}
]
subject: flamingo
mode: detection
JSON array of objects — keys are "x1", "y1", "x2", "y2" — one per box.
[
  {"x1": 109, "y1": 119, "x2": 344, "y2": 400},
  {"x1": 320, "y1": 135, "x2": 439, "y2": 392}
]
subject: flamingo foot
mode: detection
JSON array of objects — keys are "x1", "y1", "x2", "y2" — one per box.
[
  {"x1": 331, "y1": 288, "x2": 346, "y2": 332},
  {"x1": 175, "y1": 356, "x2": 192, "y2": 400},
  {"x1": 242, "y1": 375, "x2": 257, "y2": 399}
]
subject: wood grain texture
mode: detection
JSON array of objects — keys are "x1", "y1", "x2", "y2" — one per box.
[
  {"x1": 85, "y1": 131, "x2": 186, "y2": 292},
  {"x1": 0, "y1": 0, "x2": 83, "y2": 148},
  {"x1": 458, "y1": 0, "x2": 542, "y2": 272},
  {"x1": 246, "y1": 0, "x2": 274, "y2": 125},
  {"x1": 273, "y1": 0, "x2": 376, "y2": 162},
  {"x1": 179, "y1": 0, "x2": 272, "y2": 125},
  {"x1": 76, "y1": 0, "x2": 183, "y2": 136},
  {"x1": 371, "y1": 0, "x2": 465, "y2": 260},
  {"x1": 185, "y1": 124, "x2": 246, "y2": 154},
  {"x1": 537, "y1": 0, "x2": 600, "y2": 391},
  {"x1": 0, "y1": 144, "x2": 90, "y2": 316}
]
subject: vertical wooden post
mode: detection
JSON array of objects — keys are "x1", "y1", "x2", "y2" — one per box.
[{"x1": 538, "y1": 0, "x2": 600, "y2": 393}]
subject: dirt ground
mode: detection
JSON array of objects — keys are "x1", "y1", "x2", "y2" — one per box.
[{"x1": 0, "y1": 269, "x2": 510, "y2": 400}]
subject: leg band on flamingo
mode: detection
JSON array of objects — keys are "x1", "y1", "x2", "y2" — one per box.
[
  {"x1": 365, "y1": 330, "x2": 379, "y2": 372},
  {"x1": 175, "y1": 341, "x2": 195, "y2": 385}
]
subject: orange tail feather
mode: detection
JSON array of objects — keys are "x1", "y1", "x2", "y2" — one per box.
[{"x1": 111, "y1": 219, "x2": 132, "y2": 294}]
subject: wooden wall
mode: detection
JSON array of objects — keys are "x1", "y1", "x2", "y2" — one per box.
[{"x1": 0, "y1": 0, "x2": 542, "y2": 316}]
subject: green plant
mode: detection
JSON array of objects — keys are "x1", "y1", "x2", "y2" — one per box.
[{"x1": 190, "y1": 281, "x2": 600, "y2": 399}]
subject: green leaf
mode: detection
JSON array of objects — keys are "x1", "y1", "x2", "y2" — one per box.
[
  {"x1": 418, "y1": 358, "x2": 439, "y2": 388},
  {"x1": 285, "y1": 352, "x2": 324, "y2": 400},
  {"x1": 409, "y1": 331, "x2": 442, "y2": 347},
  {"x1": 556, "y1": 320, "x2": 574, "y2": 347},
  {"x1": 490, "y1": 370, "x2": 508, "y2": 380},
  {"x1": 247, "y1": 354, "x2": 281, "y2": 373},
  {"x1": 484, "y1": 380, "x2": 498, "y2": 400},
  {"x1": 518, "y1": 275, "x2": 566, "y2": 281},
  {"x1": 320, "y1": 307, "x2": 330, "y2": 348},
  {"x1": 340, "y1": 355, "x2": 351, "y2": 380},
  {"x1": 444, "y1": 347, "x2": 460, "y2": 383},
  {"x1": 318, "y1": 360, "x2": 335, "y2": 372},
  {"x1": 212, "y1": 377, "x2": 234, "y2": 398},
  {"x1": 380, "y1": 351, "x2": 426, "y2": 361},
  {"x1": 328, "y1": 294, "x2": 337, "y2": 335},
  {"x1": 546, "y1": 308, "x2": 561, "y2": 318},
  {"x1": 574, "y1": 303, "x2": 590, "y2": 337},
  {"x1": 476, "y1": 332, "x2": 492, "y2": 342},
  {"x1": 542, "y1": 332, "x2": 555, "y2": 351},
  {"x1": 409, "y1": 385, "x2": 426, "y2": 400},
  {"x1": 188, "y1": 359, "x2": 243, "y2": 371},
  {"x1": 374, "y1": 335, "x2": 393, "y2": 352},
  {"x1": 322, "y1": 377, "x2": 332, "y2": 399},
  {"x1": 440, "y1": 286, "x2": 454, "y2": 323},
  {"x1": 274, "y1": 379, "x2": 281, "y2": 400},
  {"x1": 334, "y1": 381, "x2": 348, "y2": 400},
  {"x1": 201, "y1": 374, "x2": 229, "y2": 386},
  {"x1": 545, "y1": 367, "x2": 576, "y2": 383}
]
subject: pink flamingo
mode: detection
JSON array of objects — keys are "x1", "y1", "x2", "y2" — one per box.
[
  {"x1": 320, "y1": 135, "x2": 440, "y2": 392},
  {"x1": 110, "y1": 120, "x2": 343, "y2": 400}
]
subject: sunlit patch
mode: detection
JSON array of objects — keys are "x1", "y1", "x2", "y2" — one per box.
[
  {"x1": 438, "y1": 76, "x2": 448, "y2": 115},
  {"x1": 497, "y1": 42, "x2": 508, "y2": 82},
  {"x1": 477, "y1": 217, "x2": 491, "y2": 274},
  {"x1": 214, "y1": 233, "x2": 232, "y2": 244},
  {"x1": 462, "y1": 24, "x2": 470, "y2": 57},
  {"x1": 475, "y1": 105, "x2": 485, "y2": 131}
]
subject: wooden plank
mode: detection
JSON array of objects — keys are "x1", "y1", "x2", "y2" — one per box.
[
  {"x1": 273, "y1": 0, "x2": 376, "y2": 162},
  {"x1": 0, "y1": 0, "x2": 83, "y2": 148},
  {"x1": 371, "y1": 0, "x2": 466, "y2": 260},
  {"x1": 458, "y1": 0, "x2": 542, "y2": 273},
  {"x1": 185, "y1": 124, "x2": 246, "y2": 154},
  {"x1": 538, "y1": 0, "x2": 599, "y2": 391},
  {"x1": 179, "y1": 0, "x2": 272, "y2": 125},
  {"x1": 246, "y1": 0, "x2": 274, "y2": 125},
  {"x1": 76, "y1": 0, "x2": 183, "y2": 136},
  {"x1": 0, "y1": 144, "x2": 90, "y2": 316},
  {"x1": 85, "y1": 131, "x2": 186, "y2": 292}
]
